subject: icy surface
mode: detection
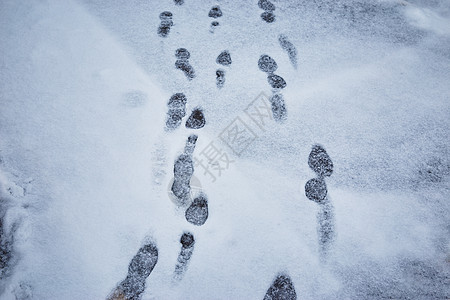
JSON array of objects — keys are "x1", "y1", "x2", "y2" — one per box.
[{"x1": 0, "y1": 0, "x2": 449, "y2": 299}]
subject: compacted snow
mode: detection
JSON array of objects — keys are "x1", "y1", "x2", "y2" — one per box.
[{"x1": 1, "y1": 0, "x2": 449, "y2": 299}]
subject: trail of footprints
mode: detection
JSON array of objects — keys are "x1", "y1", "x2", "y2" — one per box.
[
  {"x1": 208, "y1": 5, "x2": 223, "y2": 33},
  {"x1": 258, "y1": 54, "x2": 287, "y2": 121},
  {"x1": 216, "y1": 50, "x2": 232, "y2": 88},
  {"x1": 305, "y1": 145, "x2": 335, "y2": 259},
  {"x1": 258, "y1": 0, "x2": 276, "y2": 23},
  {"x1": 110, "y1": 3, "x2": 329, "y2": 299},
  {"x1": 173, "y1": 232, "x2": 195, "y2": 281}
]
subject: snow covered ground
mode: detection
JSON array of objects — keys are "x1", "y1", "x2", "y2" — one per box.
[{"x1": 0, "y1": 0, "x2": 449, "y2": 299}]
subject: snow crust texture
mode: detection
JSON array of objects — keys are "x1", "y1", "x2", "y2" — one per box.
[{"x1": 0, "y1": 0, "x2": 449, "y2": 299}]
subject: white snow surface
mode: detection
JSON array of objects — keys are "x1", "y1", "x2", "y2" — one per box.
[{"x1": 0, "y1": 0, "x2": 449, "y2": 299}]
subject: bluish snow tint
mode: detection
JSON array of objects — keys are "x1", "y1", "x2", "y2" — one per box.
[{"x1": 0, "y1": 0, "x2": 449, "y2": 299}]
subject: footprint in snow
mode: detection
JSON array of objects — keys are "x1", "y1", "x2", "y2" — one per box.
[
  {"x1": 258, "y1": 0, "x2": 276, "y2": 23},
  {"x1": 171, "y1": 135, "x2": 197, "y2": 206},
  {"x1": 258, "y1": 0, "x2": 275, "y2": 11},
  {"x1": 263, "y1": 274, "x2": 297, "y2": 300},
  {"x1": 278, "y1": 34, "x2": 298, "y2": 69},
  {"x1": 185, "y1": 193, "x2": 209, "y2": 226},
  {"x1": 304, "y1": 145, "x2": 335, "y2": 260},
  {"x1": 173, "y1": 232, "x2": 195, "y2": 281},
  {"x1": 158, "y1": 11, "x2": 173, "y2": 38},
  {"x1": 208, "y1": 5, "x2": 223, "y2": 18},
  {"x1": 305, "y1": 177, "x2": 327, "y2": 203},
  {"x1": 258, "y1": 55, "x2": 288, "y2": 119},
  {"x1": 258, "y1": 55, "x2": 286, "y2": 89},
  {"x1": 216, "y1": 50, "x2": 232, "y2": 88},
  {"x1": 108, "y1": 241, "x2": 158, "y2": 300},
  {"x1": 267, "y1": 74, "x2": 286, "y2": 89},
  {"x1": 269, "y1": 93, "x2": 287, "y2": 122},
  {"x1": 261, "y1": 11, "x2": 276, "y2": 23},
  {"x1": 0, "y1": 216, "x2": 14, "y2": 280},
  {"x1": 308, "y1": 144, "x2": 333, "y2": 178},
  {"x1": 165, "y1": 93, "x2": 187, "y2": 131},
  {"x1": 216, "y1": 69, "x2": 225, "y2": 88},
  {"x1": 210, "y1": 20, "x2": 220, "y2": 33},
  {"x1": 258, "y1": 54, "x2": 278, "y2": 74},
  {"x1": 216, "y1": 50, "x2": 232, "y2": 66},
  {"x1": 209, "y1": 5, "x2": 223, "y2": 31},
  {"x1": 185, "y1": 108, "x2": 206, "y2": 129},
  {"x1": 175, "y1": 48, "x2": 195, "y2": 80}
]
